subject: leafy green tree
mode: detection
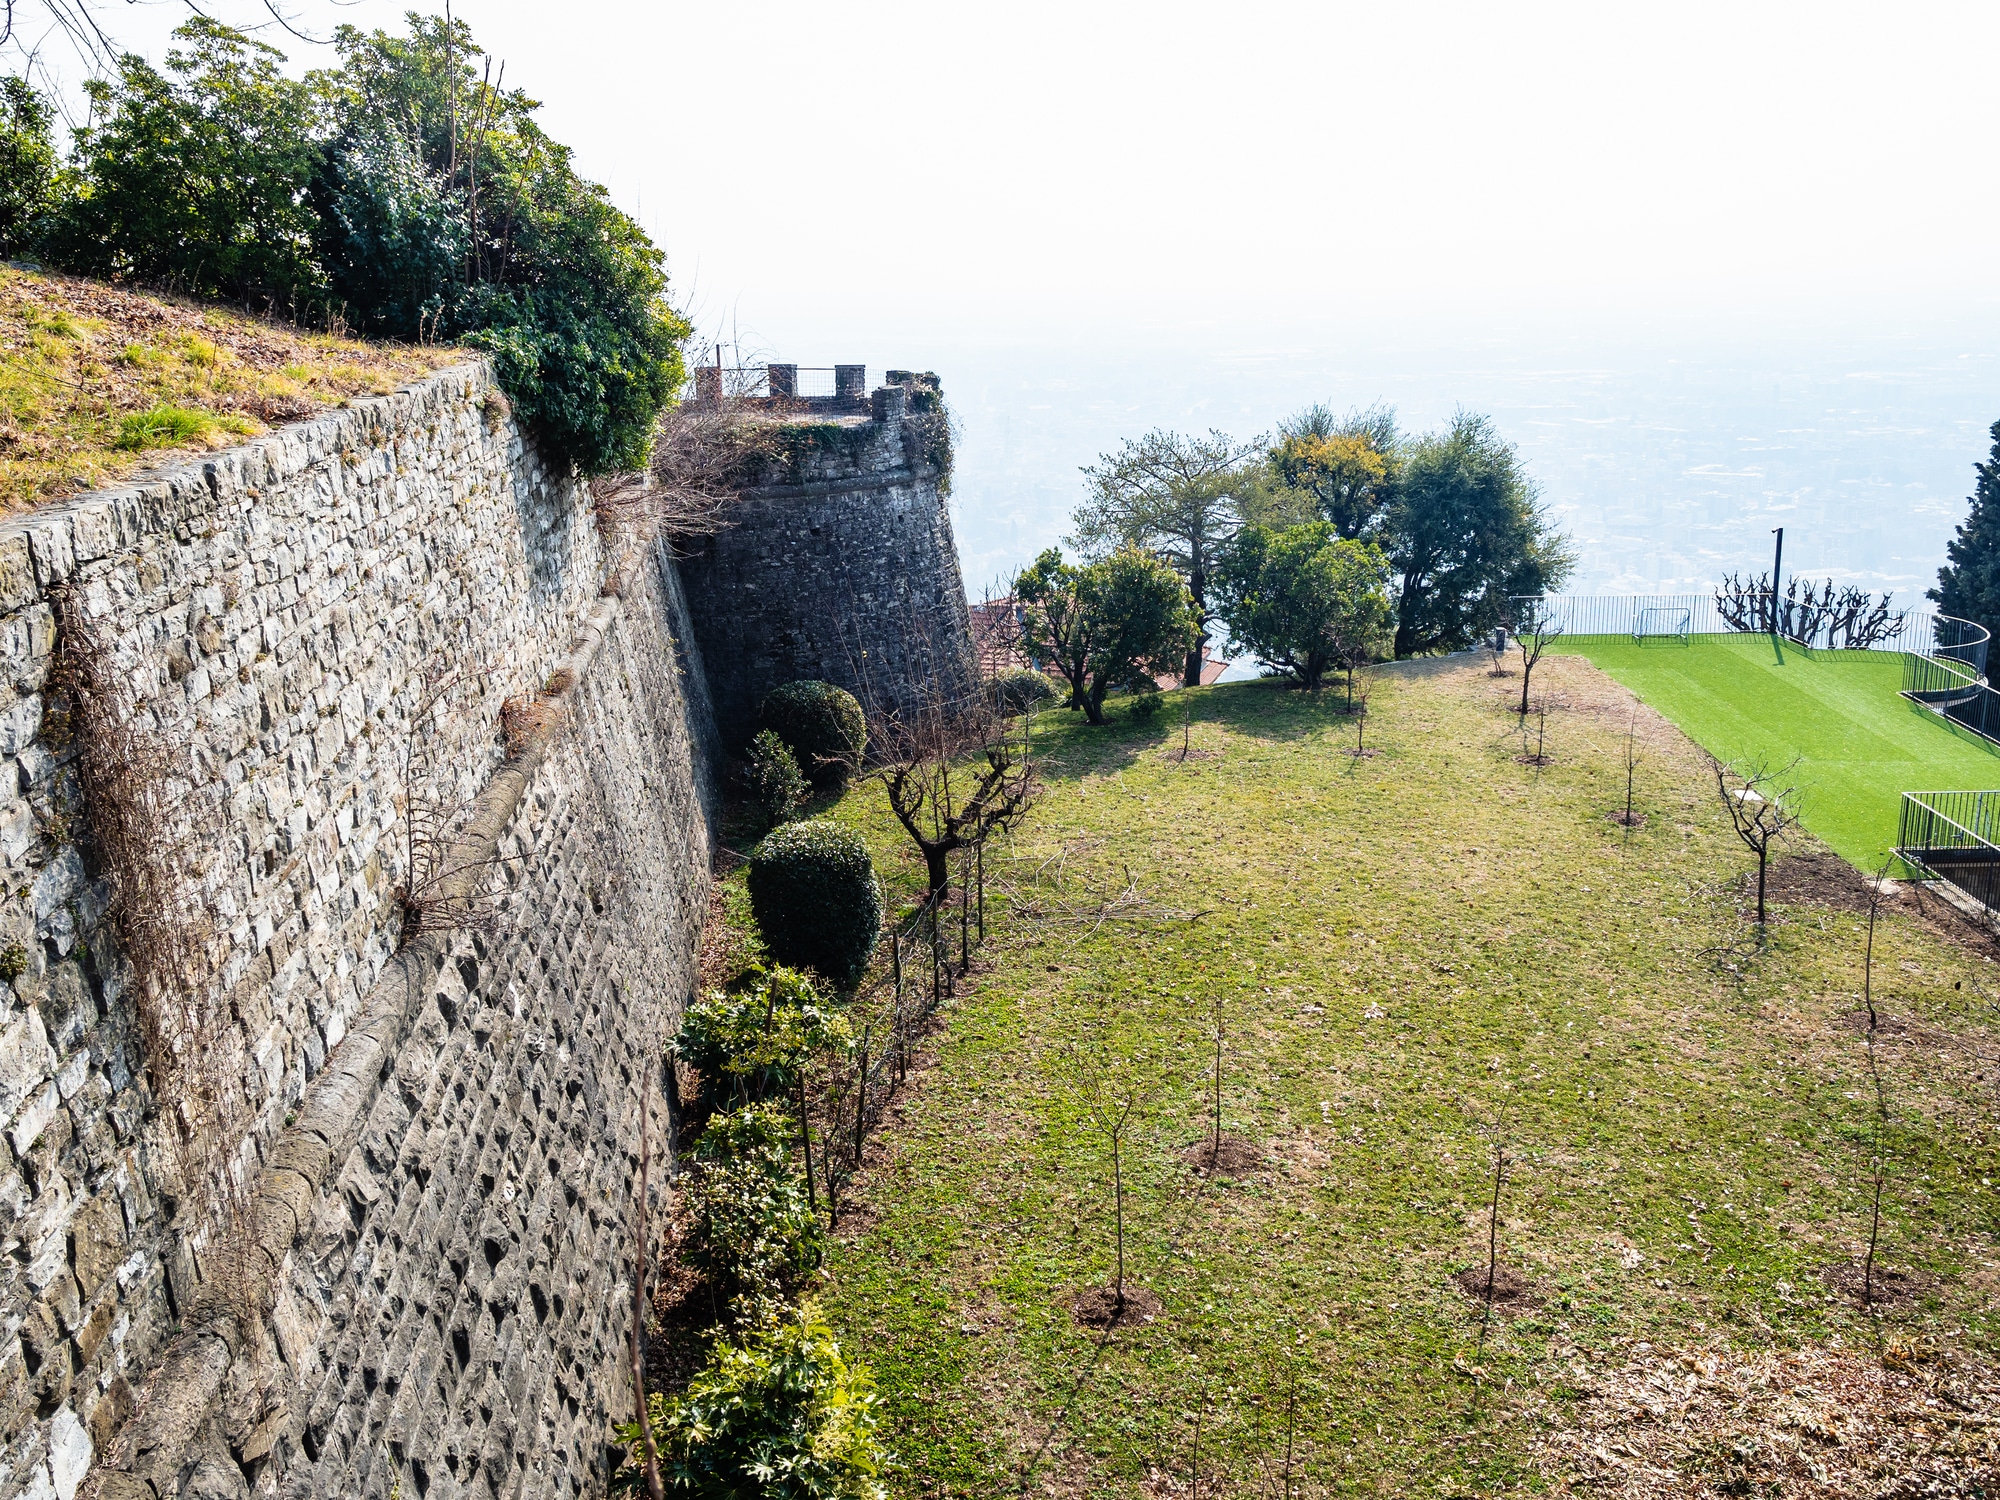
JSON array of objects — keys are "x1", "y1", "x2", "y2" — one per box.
[
  {"x1": 1016, "y1": 547, "x2": 1090, "y2": 709},
  {"x1": 1267, "y1": 403, "x2": 1401, "y2": 540},
  {"x1": 1930, "y1": 420, "x2": 2000, "y2": 641},
  {"x1": 1214, "y1": 523, "x2": 1393, "y2": 695},
  {"x1": 0, "y1": 76, "x2": 55, "y2": 257},
  {"x1": 47, "y1": 19, "x2": 325, "y2": 304},
  {"x1": 1387, "y1": 411, "x2": 1574, "y2": 657},
  {"x1": 1073, "y1": 429, "x2": 1258, "y2": 687},
  {"x1": 313, "y1": 16, "x2": 688, "y2": 474},
  {"x1": 1074, "y1": 547, "x2": 1200, "y2": 724}
]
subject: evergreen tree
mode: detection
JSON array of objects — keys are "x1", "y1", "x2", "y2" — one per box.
[{"x1": 1929, "y1": 421, "x2": 2000, "y2": 640}]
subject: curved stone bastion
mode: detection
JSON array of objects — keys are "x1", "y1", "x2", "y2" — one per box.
[{"x1": 0, "y1": 362, "x2": 973, "y2": 1500}]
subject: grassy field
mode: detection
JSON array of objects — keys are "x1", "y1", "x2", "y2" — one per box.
[
  {"x1": 1556, "y1": 633, "x2": 2000, "y2": 872},
  {"x1": 0, "y1": 267, "x2": 461, "y2": 511},
  {"x1": 705, "y1": 655, "x2": 2000, "y2": 1497}
]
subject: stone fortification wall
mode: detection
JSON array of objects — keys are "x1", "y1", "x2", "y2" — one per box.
[
  {"x1": 0, "y1": 365, "x2": 717, "y2": 1500},
  {"x1": 677, "y1": 384, "x2": 977, "y2": 743}
]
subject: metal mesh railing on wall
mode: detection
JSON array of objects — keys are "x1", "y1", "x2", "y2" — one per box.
[{"x1": 1899, "y1": 790, "x2": 2000, "y2": 913}]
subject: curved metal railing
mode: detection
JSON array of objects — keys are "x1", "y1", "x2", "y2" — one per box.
[{"x1": 1902, "y1": 613, "x2": 1995, "y2": 736}]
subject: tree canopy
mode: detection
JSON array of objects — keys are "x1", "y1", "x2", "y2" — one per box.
[
  {"x1": 15, "y1": 16, "x2": 688, "y2": 476},
  {"x1": 1214, "y1": 523, "x2": 1393, "y2": 694},
  {"x1": 1929, "y1": 420, "x2": 2000, "y2": 643},
  {"x1": 1018, "y1": 546, "x2": 1198, "y2": 725},
  {"x1": 1073, "y1": 429, "x2": 1258, "y2": 687},
  {"x1": 1387, "y1": 410, "x2": 1574, "y2": 658},
  {"x1": 1266, "y1": 403, "x2": 1400, "y2": 541}
]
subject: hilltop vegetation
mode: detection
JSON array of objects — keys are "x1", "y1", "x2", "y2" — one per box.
[
  {"x1": 708, "y1": 655, "x2": 2000, "y2": 1496},
  {"x1": 1, "y1": 14, "x2": 686, "y2": 479},
  {"x1": 0, "y1": 267, "x2": 460, "y2": 508}
]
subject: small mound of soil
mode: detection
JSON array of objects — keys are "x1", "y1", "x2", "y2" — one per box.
[
  {"x1": 1817, "y1": 1260, "x2": 1939, "y2": 1311},
  {"x1": 1763, "y1": 851, "x2": 1888, "y2": 914},
  {"x1": 1183, "y1": 1134, "x2": 1265, "y2": 1176},
  {"x1": 1072, "y1": 1285, "x2": 1163, "y2": 1328},
  {"x1": 1345, "y1": 747, "x2": 1382, "y2": 759},
  {"x1": 1454, "y1": 1264, "x2": 1538, "y2": 1309},
  {"x1": 1607, "y1": 810, "x2": 1646, "y2": 829},
  {"x1": 1516, "y1": 753, "x2": 1553, "y2": 766}
]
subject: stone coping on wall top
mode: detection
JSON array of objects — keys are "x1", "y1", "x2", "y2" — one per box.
[{"x1": 0, "y1": 358, "x2": 492, "y2": 614}]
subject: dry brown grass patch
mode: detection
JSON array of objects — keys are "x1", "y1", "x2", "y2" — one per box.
[{"x1": 1536, "y1": 1341, "x2": 2000, "y2": 1497}]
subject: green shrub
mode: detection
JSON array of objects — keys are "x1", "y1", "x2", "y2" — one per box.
[
  {"x1": 616, "y1": 1297, "x2": 886, "y2": 1500},
  {"x1": 685, "y1": 1104, "x2": 825, "y2": 1294},
  {"x1": 759, "y1": 681, "x2": 866, "y2": 790},
  {"x1": 747, "y1": 822, "x2": 881, "y2": 990},
  {"x1": 115, "y1": 404, "x2": 239, "y2": 450},
  {"x1": 743, "y1": 729, "x2": 808, "y2": 827},
  {"x1": 1128, "y1": 687, "x2": 1165, "y2": 719},
  {"x1": 672, "y1": 968, "x2": 852, "y2": 1104},
  {"x1": 986, "y1": 666, "x2": 1060, "y2": 716}
]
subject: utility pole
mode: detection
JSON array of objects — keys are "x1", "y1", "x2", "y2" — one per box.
[{"x1": 1770, "y1": 526, "x2": 1784, "y2": 633}]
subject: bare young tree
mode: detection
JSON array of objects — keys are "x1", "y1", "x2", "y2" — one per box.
[
  {"x1": 1509, "y1": 595, "x2": 1565, "y2": 716},
  {"x1": 1347, "y1": 664, "x2": 1377, "y2": 756},
  {"x1": 867, "y1": 691, "x2": 1037, "y2": 903},
  {"x1": 1862, "y1": 856, "x2": 1896, "y2": 1032},
  {"x1": 1066, "y1": 1040, "x2": 1157, "y2": 1316},
  {"x1": 1613, "y1": 705, "x2": 1642, "y2": 827},
  {"x1": 1711, "y1": 756, "x2": 1803, "y2": 931}
]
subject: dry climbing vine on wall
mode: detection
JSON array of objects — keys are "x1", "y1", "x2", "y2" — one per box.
[{"x1": 48, "y1": 581, "x2": 230, "y2": 1203}]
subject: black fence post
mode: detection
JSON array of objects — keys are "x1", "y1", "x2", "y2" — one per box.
[
  {"x1": 977, "y1": 838, "x2": 985, "y2": 943},
  {"x1": 960, "y1": 847, "x2": 971, "y2": 973},
  {"x1": 854, "y1": 1023, "x2": 871, "y2": 1160}
]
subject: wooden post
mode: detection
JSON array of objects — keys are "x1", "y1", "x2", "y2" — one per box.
[{"x1": 977, "y1": 839, "x2": 985, "y2": 942}]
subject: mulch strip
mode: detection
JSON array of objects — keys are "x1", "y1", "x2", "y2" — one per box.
[{"x1": 1816, "y1": 1259, "x2": 1941, "y2": 1312}]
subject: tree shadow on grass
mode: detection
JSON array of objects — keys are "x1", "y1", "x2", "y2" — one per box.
[{"x1": 1028, "y1": 678, "x2": 1381, "y2": 786}]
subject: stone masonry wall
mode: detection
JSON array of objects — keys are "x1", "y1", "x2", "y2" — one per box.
[
  {"x1": 0, "y1": 364, "x2": 718, "y2": 1499},
  {"x1": 677, "y1": 385, "x2": 978, "y2": 744}
]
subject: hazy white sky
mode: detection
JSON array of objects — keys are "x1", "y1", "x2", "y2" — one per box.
[{"x1": 31, "y1": 0, "x2": 2000, "y2": 591}]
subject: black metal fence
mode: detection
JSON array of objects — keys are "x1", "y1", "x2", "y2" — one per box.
[
  {"x1": 1898, "y1": 790, "x2": 2000, "y2": 913},
  {"x1": 1521, "y1": 592, "x2": 1941, "y2": 655},
  {"x1": 804, "y1": 840, "x2": 991, "y2": 1225}
]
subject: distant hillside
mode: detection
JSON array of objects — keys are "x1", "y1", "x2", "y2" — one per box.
[{"x1": 0, "y1": 266, "x2": 463, "y2": 511}]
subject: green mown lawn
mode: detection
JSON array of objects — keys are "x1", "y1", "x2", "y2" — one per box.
[
  {"x1": 1556, "y1": 633, "x2": 2000, "y2": 871},
  {"x1": 703, "y1": 656, "x2": 2000, "y2": 1498}
]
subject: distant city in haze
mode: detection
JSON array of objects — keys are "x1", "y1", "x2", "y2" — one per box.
[{"x1": 921, "y1": 325, "x2": 2000, "y2": 611}]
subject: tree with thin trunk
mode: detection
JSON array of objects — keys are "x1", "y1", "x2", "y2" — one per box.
[
  {"x1": 1347, "y1": 664, "x2": 1376, "y2": 755},
  {"x1": 868, "y1": 682, "x2": 1037, "y2": 903},
  {"x1": 1066, "y1": 1040, "x2": 1156, "y2": 1314},
  {"x1": 1509, "y1": 595, "x2": 1566, "y2": 716},
  {"x1": 1863, "y1": 856, "x2": 1895, "y2": 1031},
  {"x1": 1616, "y1": 704, "x2": 1641, "y2": 827},
  {"x1": 1073, "y1": 429, "x2": 1260, "y2": 687},
  {"x1": 1710, "y1": 755, "x2": 1803, "y2": 932},
  {"x1": 1864, "y1": 1155, "x2": 1886, "y2": 1306}
]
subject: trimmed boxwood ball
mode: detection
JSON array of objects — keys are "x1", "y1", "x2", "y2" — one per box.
[
  {"x1": 759, "y1": 679, "x2": 866, "y2": 790},
  {"x1": 747, "y1": 820, "x2": 882, "y2": 989}
]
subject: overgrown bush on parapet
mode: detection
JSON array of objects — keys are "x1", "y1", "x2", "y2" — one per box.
[
  {"x1": 747, "y1": 821, "x2": 882, "y2": 989},
  {"x1": 760, "y1": 680, "x2": 867, "y2": 791}
]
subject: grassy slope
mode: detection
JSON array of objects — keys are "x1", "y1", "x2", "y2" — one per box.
[
  {"x1": 1558, "y1": 633, "x2": 2000, "y2": 871},
  {"x1": 0, "y1": 267, "x2": 462, "y2": 512},
  {"x1": 729, "y1": 656, "x2": 2000, "y2": 1498}
]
